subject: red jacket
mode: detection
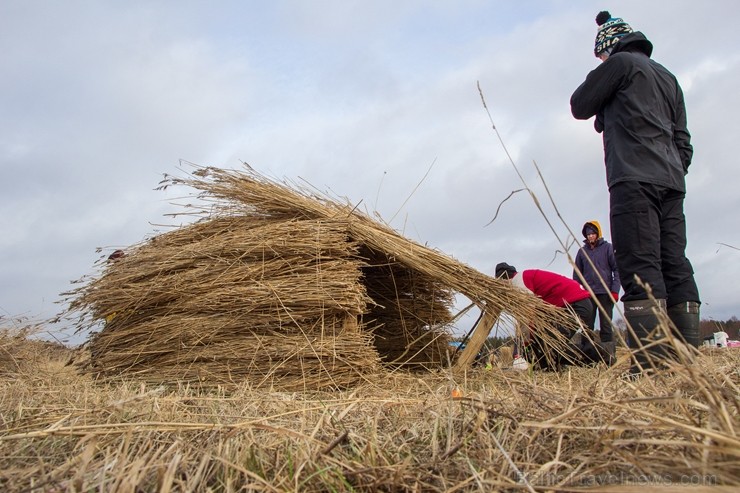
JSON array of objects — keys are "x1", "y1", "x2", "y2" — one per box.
[{"x1": 512, "y1": 269, "x2": 591, "y2": 308}]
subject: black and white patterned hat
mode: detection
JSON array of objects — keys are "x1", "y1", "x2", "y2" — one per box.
[{"x1": 594, "y1": 11, "x2": 633, "y2": 57}]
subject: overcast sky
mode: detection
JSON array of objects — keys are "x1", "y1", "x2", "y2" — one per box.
[{"x1": 2, "y1": 1, "x2": 738, "y2": 345}]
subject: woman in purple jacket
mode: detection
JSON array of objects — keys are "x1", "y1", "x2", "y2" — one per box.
[{"x1": 573, "y1": 220, "x2": 620, "y2": 344}]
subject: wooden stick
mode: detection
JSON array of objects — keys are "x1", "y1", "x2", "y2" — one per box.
[{"x1": 453, "y1": 306, "x2": 500, "y2": 371}]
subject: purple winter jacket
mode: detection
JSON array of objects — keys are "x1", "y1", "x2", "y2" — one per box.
[{"x1": 573, "y1": 221, "x2": 621, "y2": 295}]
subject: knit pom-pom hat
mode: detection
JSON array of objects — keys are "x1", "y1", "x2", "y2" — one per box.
[{"x1": 594, "y1": 10, "x2": 633, "y2": 57}]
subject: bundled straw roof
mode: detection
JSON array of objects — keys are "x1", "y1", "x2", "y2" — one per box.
[{"x1": 64, "y1": 165, "x2": 571, "y2": 390}]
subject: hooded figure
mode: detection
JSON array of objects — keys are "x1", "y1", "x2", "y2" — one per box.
[
  {"x1": 573, "y1": 220, "x2": 620, "y2": 344},
  {"x1": 570, "y1": 11, "x2": 701, "y2": 376}
]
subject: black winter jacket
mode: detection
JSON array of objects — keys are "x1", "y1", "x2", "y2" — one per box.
[{"x1": 570, "y1": 32, "x2": 692, "y2": 192}]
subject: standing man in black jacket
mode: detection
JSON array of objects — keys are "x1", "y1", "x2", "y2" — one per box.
[{"x1": 570, "y1": 11, "x2": 701, "y2": 375}]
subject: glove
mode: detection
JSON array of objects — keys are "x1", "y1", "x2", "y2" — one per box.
[{"x1": 611, "y1": 292, "x2": 619, "y2": 302}]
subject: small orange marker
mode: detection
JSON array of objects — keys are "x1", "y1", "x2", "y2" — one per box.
[{"x1": 451, "y1": 388, "x2": 462, "y2": 398}]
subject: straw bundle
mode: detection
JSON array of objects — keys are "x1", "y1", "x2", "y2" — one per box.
[
  {"x1": 69, "y1": 215, "x2": 381, "y2": 390},
  {"x1": 0, "y1": 324, "x2": 68, "y2": 376},
  {"x1": 64, "y1": 165, "x2": 573, "y2": 390}
]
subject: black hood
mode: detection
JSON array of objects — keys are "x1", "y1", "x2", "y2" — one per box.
[
  {"x1": 612, "y1": 31, "x2": 653, "y2": 57},
  {"x1": 495, "y1": 262, "x2": 517, "y2": 279}
]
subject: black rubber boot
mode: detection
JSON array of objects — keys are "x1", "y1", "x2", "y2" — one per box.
[
  {"x1": 668, "y1": 301, "x2": 701, "y2": 348},
  {"x1": 624, "y1": 299, "x2": 667, "y2": 377},
  {"x1": 601, "y1": 341, "x2": 616, "y2": 366}
]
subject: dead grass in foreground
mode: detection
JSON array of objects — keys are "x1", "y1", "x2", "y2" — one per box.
[{"x1": 1, "y1": 331, "x2": 739, "y2": 492}]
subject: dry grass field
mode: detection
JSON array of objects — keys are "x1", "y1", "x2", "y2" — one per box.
[{"x1": 2, "y1": 327, "x2": 738, "y2": 492}]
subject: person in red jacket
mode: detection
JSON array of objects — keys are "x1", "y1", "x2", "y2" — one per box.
[
  {"x1": 495, "y1": 262, "x2": 611, "y2": 368},
  {"x1": 495, "y1": 262, "x2": 593, "y2": 324}
]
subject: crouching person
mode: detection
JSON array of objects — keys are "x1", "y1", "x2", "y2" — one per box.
[{"x1": 495, "y1": 262, "x2": 614, "y2": 369}]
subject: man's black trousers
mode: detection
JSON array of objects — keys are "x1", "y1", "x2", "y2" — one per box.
[{"x1": 609, "y1": 181, "x2": 700, "y2": 306}]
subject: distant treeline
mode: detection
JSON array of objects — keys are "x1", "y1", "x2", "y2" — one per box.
[{"x1": 699, "y1": 316, "x2": 740, "y2": 339}]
